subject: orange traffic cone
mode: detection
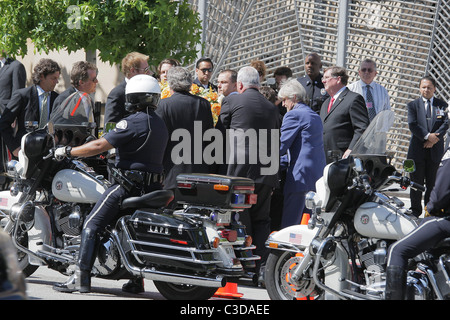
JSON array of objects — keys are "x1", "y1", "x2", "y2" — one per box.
[
  {"x1": 300, "y1": 213, "x2": 310, "y2": 225},
  {"x1": 214, "y1": 282, "x2": 243, "y2": 299}
]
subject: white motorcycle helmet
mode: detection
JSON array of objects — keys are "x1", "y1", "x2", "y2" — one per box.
[{"x1": 125, "y1": 74, "x2": 161, "y2": 112}]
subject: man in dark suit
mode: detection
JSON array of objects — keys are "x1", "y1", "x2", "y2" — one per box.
[
  {"x1": 193, "y1": 57, "x2": 218, "y2": 92},
  {"x1": 219, "y1": 66, "x2": 280, "y2": 275},
  {"x1": 297, "y1": 53, "x2": 329, "y2": 114},
  {"x1": 0, "y1": 58, "x2": 60, "y2": 157},
  {"x1": 104, "y1": 52, "x2": 151, "y2": 124},
  {"x1": 0, "y1": 53, "x2": 26, "y2": 112},
  {"x1": 407, "y1": 76, "x2": 448, "y2": 217},
  {"x1": 51, "y1": 61, "x2": 98, "y2": 117},
  {"x1": 320, "y1": 66, "x2": 369, "y2": 164},
  {"x1": 0, "y1": 53, "x2": 27, "y2": 173},
  {"x1": 156, "y1": 66, "x2": 214, "y2": 191}
]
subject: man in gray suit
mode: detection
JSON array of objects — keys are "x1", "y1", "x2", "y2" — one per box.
[
  {"x1": 320, "y1": 66, "x2": 369, "y2": 164},
  {"x1": 219, "y1": 66, "x2": 280, "y2": 277}
]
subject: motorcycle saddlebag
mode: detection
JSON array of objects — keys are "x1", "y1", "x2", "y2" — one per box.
[
  {"x1": 123, "y1": 209, "x2": 216, "y2": 272},
  {"x1": 175, "y1": 174, "x2": 257, "y2": 209}
]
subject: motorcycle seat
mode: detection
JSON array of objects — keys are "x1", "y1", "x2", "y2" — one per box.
[{"x1": 121, "y1": 190, "x2": 174, "y2": 209}]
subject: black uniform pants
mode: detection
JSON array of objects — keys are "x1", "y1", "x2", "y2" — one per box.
[
  {"x1": 239, "y1": 183, "x2": 272, "y2": 269},
  {"x1": 387, "y1": 216, "x2": 450, "y2": 269},
  {"x1": 80, "y1": 182, "x2": 161, "y2": 271},
  {"x1": 410, "y1": 149, "x2": 439, "y2": 217}
]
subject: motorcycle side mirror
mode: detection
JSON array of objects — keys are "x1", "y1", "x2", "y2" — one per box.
[
  {"x1": 403, "y1": 159, "x2": 416, "y2": 173},
  {"x1": 353, "y1": 158, "x2": 364, "y2": 173}
]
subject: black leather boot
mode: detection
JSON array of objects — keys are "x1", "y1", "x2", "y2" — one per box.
[
  {"x1": 53, "y1": 228, "x2": 98, "y2": 293},
  {"x1": 385, "y1": 265, "x2": 406, "y2": 300},
  {"x1": 122, "y1": 277, "x2": 145, "y2": 294}
]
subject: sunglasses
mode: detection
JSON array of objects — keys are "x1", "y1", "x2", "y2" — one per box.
[
  {"x1": 200, "y1": 68, "x2": 213, "y2": 73},
  {"x1": 360, "y1": 68, "x2": 374, "y2": 73}
]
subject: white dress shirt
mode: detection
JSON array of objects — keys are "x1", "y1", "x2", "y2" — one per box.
[{"x1": 348, "y1": 79, "x2": 391, "y2": 114}]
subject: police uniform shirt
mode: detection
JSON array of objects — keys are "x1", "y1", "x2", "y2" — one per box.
[
  {"x1": 297, "y1": 74, "x2": 329, "y2": 113},
  {"x1": 104, "y1": 110, "x2": 168, "y2": 173},
  {"x1": 427, "y1": 148, "x2": 450, "y2": 216}
]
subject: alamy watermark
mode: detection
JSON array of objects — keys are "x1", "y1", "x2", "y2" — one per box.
[
  {"x1": 67, "y1": 5, "x2": 81, "y2": 30},
  {"x1": 171, "y1": 122, "x2": 280, "y2": 176}
]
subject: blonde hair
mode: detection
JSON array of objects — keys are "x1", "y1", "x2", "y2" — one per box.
[{"x1": 121, "y1": 52, "x2": 149, "y2": 77}]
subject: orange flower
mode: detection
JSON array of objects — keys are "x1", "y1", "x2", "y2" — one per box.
[
  {"x1": 159, "y1": 80, "x2": 173, "y2": 99},
  {"x1": 211, "y1": 102, "x2": 221, "y2": 114},
  {"x1": 190, "y1": 84, "x2": 200, "y2": 95},
  {"x1": 207, "y1": 91, "x2": 218, "y2": 102},
  {"x1": 161, "y1": 87, "x2": 172, "y2": 99}
]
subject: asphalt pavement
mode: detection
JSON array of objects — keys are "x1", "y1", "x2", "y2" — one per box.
[{"x1": 25, "y1": 266, "x2": 270, "y2": 300}]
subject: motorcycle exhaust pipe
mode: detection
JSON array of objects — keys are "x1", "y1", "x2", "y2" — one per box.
[{"x1": 111, "y1": 230, "x2": 226, "y2": 288}]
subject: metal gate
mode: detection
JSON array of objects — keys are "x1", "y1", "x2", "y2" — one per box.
[{"x1": 187, "y1": 0, "x2": 450, "y2": 168}]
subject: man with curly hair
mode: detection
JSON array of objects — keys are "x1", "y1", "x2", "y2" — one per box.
[{"x1": 0, "y1": 58, "x2": 60, "y2": 157}]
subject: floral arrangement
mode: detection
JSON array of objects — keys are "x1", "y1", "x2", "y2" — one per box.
[
  {"x1": 159, "y1": 81, "x2": 221, "y2": 126},
  {"x1": 160, "y1": 80, "x2": 172, "y2": 99},
  {"x1": 190, "y1": 84, "x2": 221, "y2": 125}
]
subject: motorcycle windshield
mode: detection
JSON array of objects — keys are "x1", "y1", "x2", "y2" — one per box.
[
  {"x1": 351, "y1": 110, "x2": 396, "y2": 156},
  {"x1": 49, "y1": 91, "x2": 95, "y2": 127}
]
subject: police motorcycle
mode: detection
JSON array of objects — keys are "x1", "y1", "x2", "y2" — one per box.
[
  {"x1": 0, "y1": 91, "x2": 259, "y2": 300},
  {"x1": 264, "y1": 110, "x2": 436, "y2": 300}
]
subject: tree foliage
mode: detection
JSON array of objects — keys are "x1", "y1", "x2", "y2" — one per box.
[{"x1": 0, "y1": 0, "x2": 202, "y2": 66}]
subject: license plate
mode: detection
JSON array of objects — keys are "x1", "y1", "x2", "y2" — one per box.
[{"x1": 216, "y1": 212, "x2": 231, "y2": 225}]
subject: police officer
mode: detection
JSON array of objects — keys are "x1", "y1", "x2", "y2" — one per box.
[
  {"x1": 52, "y1": 75, "x2": 169, "y2": 294},
  {"x1": 297, "y1": 53, "x2": 329, "y2": 114},
  {"x1": 385, "y1": 147, "x2": 450, "y2": 299}
]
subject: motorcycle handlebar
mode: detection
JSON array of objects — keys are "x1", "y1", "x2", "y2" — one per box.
[
  {"x1": 385, "y1": 175, "x2": 425, "y2": 192},
  {"x1": 410, "y1": 181, "x2": 425, "y2": 192},
  {"x1": 43, "y1": 149, "x2": 54, "y2": 160}
]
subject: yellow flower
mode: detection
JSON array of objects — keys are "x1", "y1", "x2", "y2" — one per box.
[{"x1": 159, "y1": 80, "x2": 173, "y2": 99}]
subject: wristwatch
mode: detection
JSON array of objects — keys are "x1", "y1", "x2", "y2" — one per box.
[{"x1": 65, "y1": 146, "x2": 72, "y2": 157}]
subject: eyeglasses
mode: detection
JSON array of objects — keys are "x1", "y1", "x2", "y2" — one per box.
[
  {"x1": 322, "y1": 75, "x2": 338, "y2": 81},
  {"x1": 200, "y1": 68, "x2": 213, "y2": 74},
  {"x1": 137, "y1": 66, "x2": 150, "y2": 73},
  {"x1": 360, "y1": 68, "x2": 374, "y2": 73}
]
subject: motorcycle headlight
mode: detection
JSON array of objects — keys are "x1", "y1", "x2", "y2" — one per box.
[
  {"x1": 305, "y1": 191, "x2": 317, "y2": 210},
  {"x1": 6, "y1": 160, "x2": 22, "y2": 178}
]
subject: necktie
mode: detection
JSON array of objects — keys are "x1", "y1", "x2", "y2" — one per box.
[
  {"x1": 39, "y1": 92, "x2": 49, "y2": 128},
  {"x1": 327, "y1": 97, "x2": 335, "y2": 113},
  {"x1": 366, "y1": 85, "x2": 376, "y2": 121},
  {"x1": 426, "y1": 99, "x2": 432, "y2": 130}
]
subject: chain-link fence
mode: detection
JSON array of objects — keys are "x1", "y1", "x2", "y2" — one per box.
[{"x1": 187, "y1": 0, "x2": 450, "y2": 168}]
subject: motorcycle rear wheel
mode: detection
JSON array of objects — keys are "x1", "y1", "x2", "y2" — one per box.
[
  {"x1": 153, "y1": 281, "x2": 218, "y2": 300},
  {"x1": 265, "y1": 250, "x2": 323, "y2": 300}
]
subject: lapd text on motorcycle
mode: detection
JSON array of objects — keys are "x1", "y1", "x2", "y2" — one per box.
[{"x1": 171, "y1": 121, "x2": 280, "y2": 175}]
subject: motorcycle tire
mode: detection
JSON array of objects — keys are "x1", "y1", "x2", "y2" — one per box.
[
  {"x1": 153, "y1": 281, "x2": 218, "y2": 300},
  {"x1": 4, "y1": 222, "x2": 39, "y2": 277},
  {"x1": 265, "y1": 250, "x2": 322, "y2": 300}
]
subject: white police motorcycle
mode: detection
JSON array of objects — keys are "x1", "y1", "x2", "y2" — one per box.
[
  {"x1": 264, "y1": 110, "x2": 432, "y2": 300},
  {"x1": 0, "y1": 92, "x2": 259, "y2": 300}
]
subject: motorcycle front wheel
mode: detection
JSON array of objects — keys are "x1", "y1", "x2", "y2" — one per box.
[
  {"x1": 153, "y1": 281, "x2": 218, "y2": 300},
  {"x1": 1, "y1": 218, "x2": 39, "y2": 277},
  {"x1": 265, "y1": 250, "x2": 323, "y2": 300}
]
